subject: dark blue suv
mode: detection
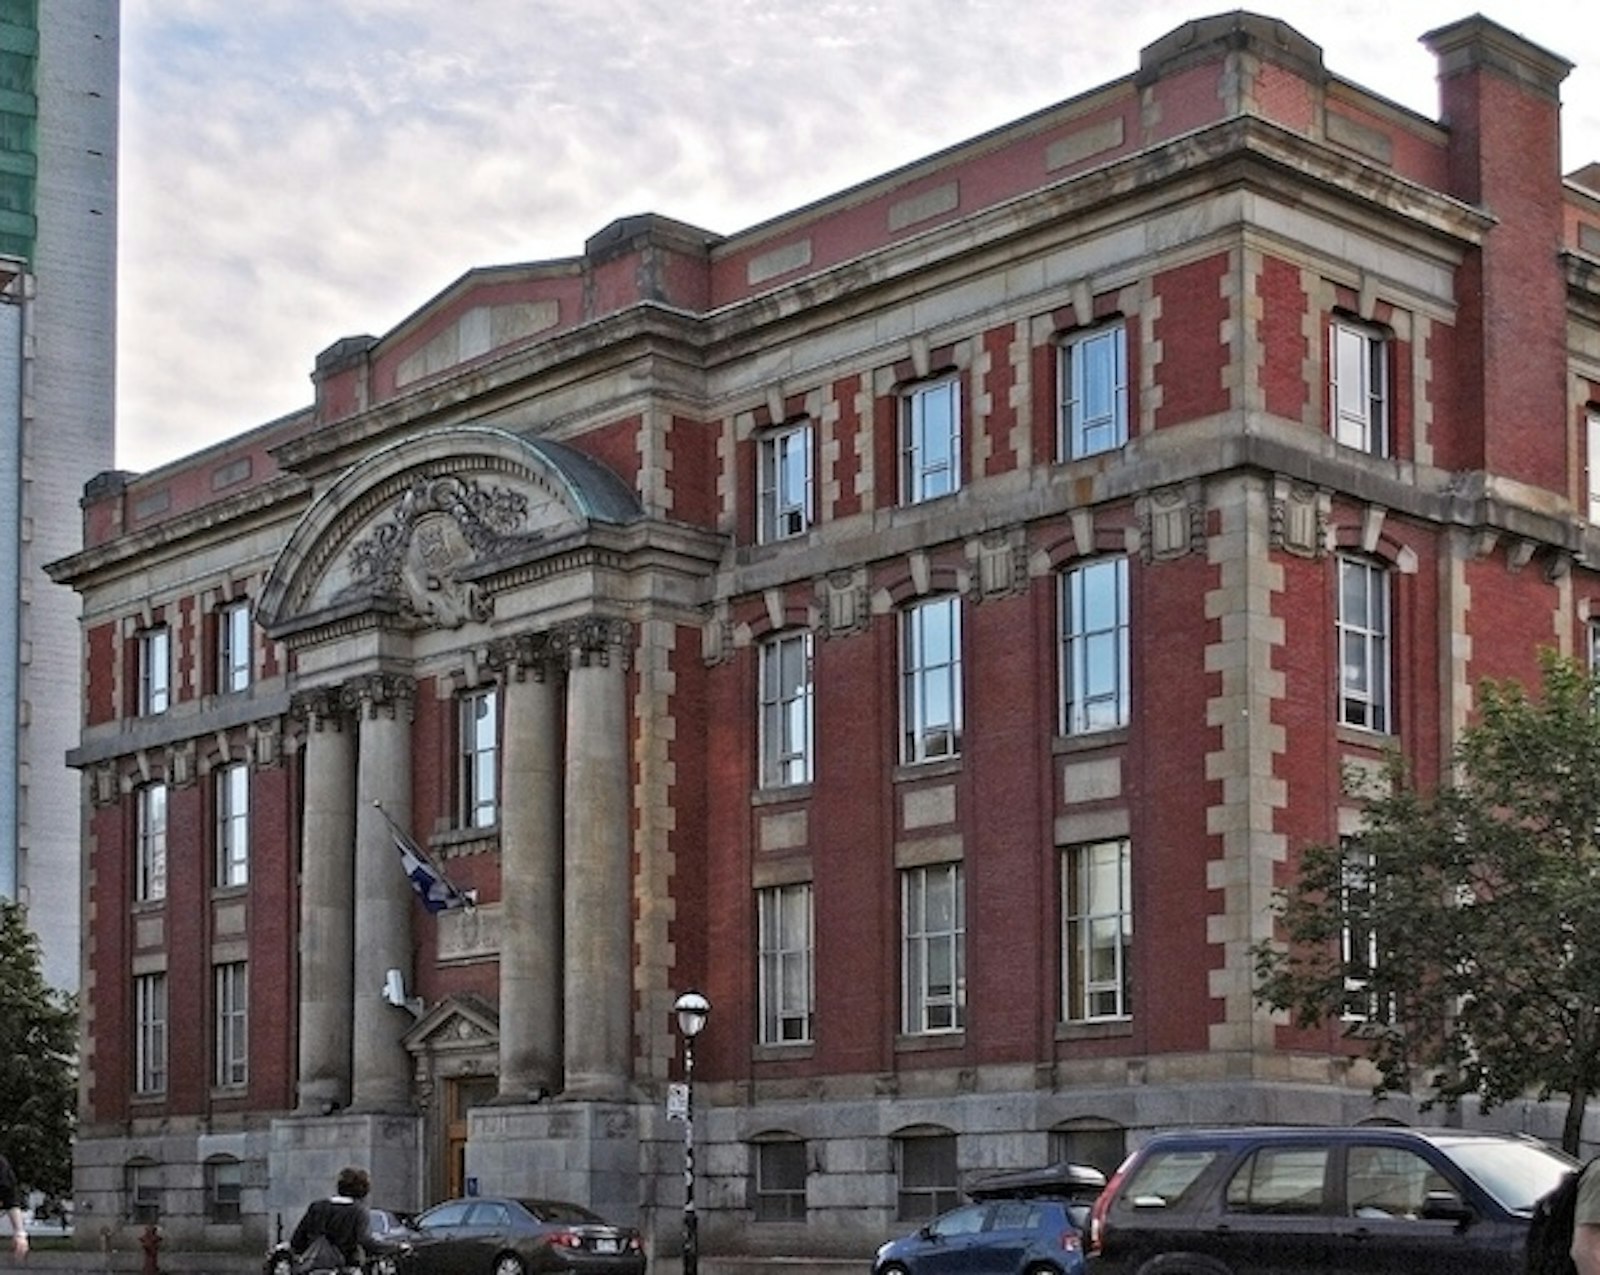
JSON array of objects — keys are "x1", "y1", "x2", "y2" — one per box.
[
  {"x1": 1087, "y1": 1125, "x2": 1574, "y2": 1275},
  {"x1": 873, "y1": 1163, "x2": 1106, "y2": 1275}
]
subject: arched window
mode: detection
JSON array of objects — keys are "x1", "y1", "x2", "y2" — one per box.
[
  {"x1": 749, "y1": 1133, "x2": 807, "y2": 1221},
  {"x1": 894, "y1": 1126, "x2": 958, "y2": 1221},
  {"x1": 204, "y1": 1155, "x2": 242, "y2": 1223}
]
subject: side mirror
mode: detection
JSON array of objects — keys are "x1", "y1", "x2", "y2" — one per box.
[{"x1": 1419, "y1": 1191, "x2": 1475, "y2": 1225}]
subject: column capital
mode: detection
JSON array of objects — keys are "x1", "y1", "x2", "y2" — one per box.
[
  {"x1": 555, "y1": 616, "x2": 632, "y2": 672},
  {"x1": 291, "y1": 684, "x2": 352, "y2": 732},
  {"x1": 485, "y1": 632, "x2": 564, "y2": 683},
  {"x1": 345, "y1": 671, "x2": 417, "y2": 723}
]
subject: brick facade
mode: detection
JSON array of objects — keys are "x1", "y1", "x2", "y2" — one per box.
[{"x1": 46, "y1": 11, "x2": 1600, "y2": 1271}]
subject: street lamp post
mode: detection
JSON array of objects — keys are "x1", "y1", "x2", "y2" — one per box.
[{"x1": 674, "y1": 991, "x2": 711, "y2": 1275}]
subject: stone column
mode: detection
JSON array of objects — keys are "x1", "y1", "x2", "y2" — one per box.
[
  {"x1": 349, "y1": 672, "x2": 418, "y2": 1112},
  {"x1": 561, "y1": 617, "x2": 633, "y2": 1100},
  {"x1": 493, "y1": 634, "x2": 565, "y2": 1100},
  {"x1": 293, "y1": 687, "x2": 356, "y2": 1113}
]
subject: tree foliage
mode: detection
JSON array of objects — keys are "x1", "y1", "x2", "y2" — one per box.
[
  {"x1": 0, "y1": 899, "x2": 76, "y2": 1196},
  {"x1": 1255, "y1": 652, "x2": 1600, "y2": 1154}
]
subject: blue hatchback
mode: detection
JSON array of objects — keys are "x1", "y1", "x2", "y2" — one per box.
[{"x1": 872, "y1": 1164, "x2": 1104, "y2": 1275}]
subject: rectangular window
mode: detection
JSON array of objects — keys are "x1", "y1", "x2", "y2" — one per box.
[
  {"x1": 459, "y1": 687, "x2": 499, "y2": 829},
  {"x1": 753, "y1": 1140, "x2": 808, "y2": 1222},
  {"x1": 137, "y1": 784, "x2": 167, "y2": 903},
  {"x1": 902, "y1": 597, "x2": 962, "y2": 764},
  {"x1": 217, "y1": 600, "x2": 251, "y2": 693},
  {"x1": 759, "y1": 632, "x2": 813, "y2": 787},
  {"x1": 1340, "y1": 837, "x2": 1391, "y2": 1023},
  {"x1": 1061, "y1": 556, "x2": 1130, "y2": 734},
  {"x1": 759, "y1": 421, "x2": 812, "y2": 542},
  {"x1": 901, "y1": 378, "x2": 961, "y2": 504},
  {"x1": 135, "y1": 972, "x2": 168, "y2": 1096},
  {"x1": 902, "y1": 862, "x2": 965, "y2": 1034},
  {"x1": 215, "y1": 763, "x2": 249, "y2": 888},
  {"x1": 1062, "y1": 839, "x2": 1133, "y2": 1022},
  {"x1": 1589, "y1": 412, "x2": 1600, "y2": 524},
  {"x1": 1338, "y1": 557, "x2": 1390, "y2": 733},
  {"x1": 139, "y1": 626, "x2": 170, "y2": 715},
  {"x1": 1059, "y1": 324, "x2": 1127, "y2": 459},
  {"x1": 757, "y1": 883, "x2": 814, "y2": 1045},
  {"x1": 897, "y1": 1133, "x2": 959, "y2": 1221},
  {"x1": 1330, "y1": 318, "x2": 1388, "y2": 456},
  {"x1": 214, "y1": 961, "x2": 248, "y2": 1088}
]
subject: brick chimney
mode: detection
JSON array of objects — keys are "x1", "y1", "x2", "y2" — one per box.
[{"x1": 1421, "y1": 17, "x2": 1572, "y2": 492}]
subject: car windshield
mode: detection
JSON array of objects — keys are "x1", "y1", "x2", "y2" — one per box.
[
  {"x1": 1436, "y1": 1138, "x2": 1577, "y2": 1213},
  {"x1": 519, "y1": 1200, "x2": 605, "y2": 1225}
]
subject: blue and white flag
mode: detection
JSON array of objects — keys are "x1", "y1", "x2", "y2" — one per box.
[{"x1": 383, "y1": 811, "x2": 471, "y2": 914}]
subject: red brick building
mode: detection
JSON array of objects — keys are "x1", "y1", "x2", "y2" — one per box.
[{"x1": 49, "y1": 10, "x2": 1600, "y2": 1269}]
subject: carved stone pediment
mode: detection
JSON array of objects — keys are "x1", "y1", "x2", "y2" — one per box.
[
  {"x1": 259, "y1": 427, "x2": 644, "y2": 640},
  {"x1": 403, "y1": 992, "x2": 500, "y2": 1055}
]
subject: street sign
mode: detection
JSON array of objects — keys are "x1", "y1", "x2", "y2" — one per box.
[{"x1": 667, "y1": 1082, "x2": 689, "y2": 1120}]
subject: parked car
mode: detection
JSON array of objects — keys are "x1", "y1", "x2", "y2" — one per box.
[
  {"x1": 1086, "y1": 1125, "x2": 1576, "y2": 1275},
  {"x1": 874, "y1": 1162, "x2": 1106, "y2": 1275},
  {"x1": 406, "y1": 1196, "x2": 644, "y2": 1275}
]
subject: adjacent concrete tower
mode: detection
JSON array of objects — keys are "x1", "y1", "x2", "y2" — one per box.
[{"x1": 0, "y1": 3, "x2": 118, "y2": 991}]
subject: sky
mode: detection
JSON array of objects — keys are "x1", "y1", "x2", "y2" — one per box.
[{"x1": 116, "y1": 1, "x2": 1600, "y2": 474}]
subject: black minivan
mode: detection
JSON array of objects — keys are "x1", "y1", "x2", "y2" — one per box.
[{"x1": 1087, "y1": 1125, "x2": 1574, "y2": 1274}]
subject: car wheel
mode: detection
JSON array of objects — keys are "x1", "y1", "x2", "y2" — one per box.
[
  {"x1": 267, "y1": 1258, "x2": 292, "y2": 1275},
  {"x1": 877, "y1": 1265, "x2": 911, "y2": 1275},
  {"x1": 491, "y1": 1253, "x2": 526, "y2": 1275}
]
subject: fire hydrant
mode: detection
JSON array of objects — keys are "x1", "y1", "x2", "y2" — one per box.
[{"x1": 139, "y1": 1223, "x2": 163, "y2": 1275}]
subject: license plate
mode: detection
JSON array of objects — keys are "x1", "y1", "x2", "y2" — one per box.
[{"x1": 594, "y1": 1238, "x2": 619, "y2": 1254}]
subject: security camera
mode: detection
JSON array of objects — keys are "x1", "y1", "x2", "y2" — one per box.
[{"x1": 382, "y1": 968, "x2": 423, "y2": 1019}]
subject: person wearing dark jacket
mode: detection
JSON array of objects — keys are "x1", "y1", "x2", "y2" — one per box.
[{"x1": 291, "y1": 1167, "x2": 402, "y2": 1271}]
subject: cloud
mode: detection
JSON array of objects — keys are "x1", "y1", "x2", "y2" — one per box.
[{"x1": 116, "y1": 0, "x2": 1600, "y2": 471}]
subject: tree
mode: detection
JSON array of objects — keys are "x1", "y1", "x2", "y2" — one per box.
[
  {"x1": 1255, "y1": 651, "x2": 1600, "y2": 1155},
  {"x1": 0, "y1": 899, "x2": 76, "y2": 1197}
]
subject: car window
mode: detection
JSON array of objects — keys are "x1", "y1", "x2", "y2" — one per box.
[
  {"x1": 1436, "y1": 1138, "x2": 1577, "y2": 1213},
  {"x1": 520, "y1": 1200, "x2": 603, "y2": 1225},
  {"x1": 1224, "y1": 1146, "x2": 1329, "y2": 1215},
  {"x1": 467, "y1": 1202, "x2": 510, "y2": 1228},
  {"x1": 1121, "y1": 1148, "x2": 1220, "y2": 1209},
  {"x1": 989, "y1": 1201, "x2": 1041, "y2": 1232},
  {"x1": 417, "y1": 1201, "x2": 473, "y2": 1229},
  {"x1": 1346, "y1": 1145, "x2": 1449, "y2": 1218},
  {"x1": 928, "y1": 1204, "x2": 988, "y2": 1237}
]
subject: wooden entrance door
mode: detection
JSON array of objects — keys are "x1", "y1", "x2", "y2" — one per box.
[{"x1": 445, "y1": 1076, "x2": 498, "y2": 1199}]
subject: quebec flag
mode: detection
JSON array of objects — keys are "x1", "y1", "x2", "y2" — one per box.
[{"x1": 393, "y1": 828, "x2": 470, "y2": 914}]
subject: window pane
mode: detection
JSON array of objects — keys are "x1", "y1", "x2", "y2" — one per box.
[
  {"x1": 904, "y1": 380, "x2": 961, "y2": 503},
  {"x1": 758, "y1": 884, "x2": 813, "y2": 1044},
  {"x1": 760, "y1": 633, "x2": 813, "y2": 787},
  {"x1": 760, "y1": 423, "x2": 812, "y2": 541},
  {"x1": 1062, "y1": 558, "x2": 1129, "y2": 734},
  {"x1": 903, "y1": 599, "x2": 962, "y2": 763},
  {"x1": 1063, "y1": 326, "x2": 1127, "y2": 458},
  {"x1": 1063, "y1": 840, "x2": 1132, "y2": 1022},
  {"x1": 216, "y1": 764, "x2": 249, "y2": 888},
  {"x1": 459, "y1": 689, "x2": 499, "y2": 828},
  {"x1": 904, "y1": 865, "x2": 965, "y2": 1033}
]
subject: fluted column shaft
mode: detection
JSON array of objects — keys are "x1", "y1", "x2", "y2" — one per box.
[
  {"x1": 496, "y1": 636, "x2": 564, "y2": 1100},
  {"x1": 295, "y1": 690, "x2": 356, "y2": 1113},
  {"x1": 350, "y1": 673, "x2": 417, "y2": 1112},
  {"x1": 561, "y1": 619, "x2": 633, "y2": 1100}
]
